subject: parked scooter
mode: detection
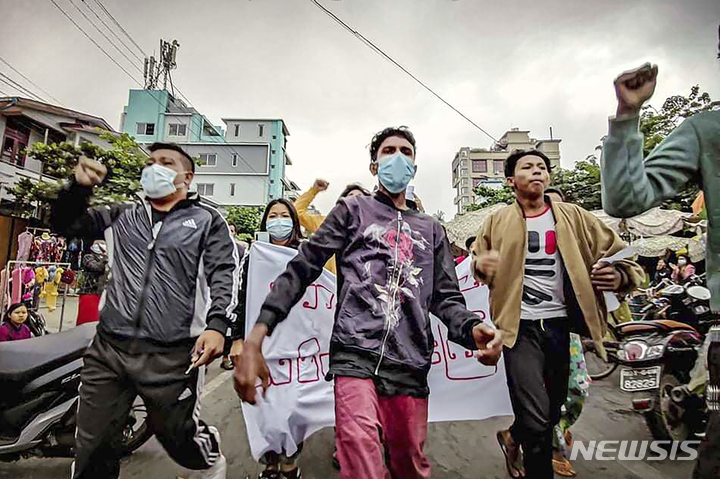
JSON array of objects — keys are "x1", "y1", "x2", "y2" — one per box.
[
  {"x1": 0, "y1": 323, "x2": 151, "y2": 461},
  {"x1": 615, "y1": 276, "x2": 716, "y2": 441}
]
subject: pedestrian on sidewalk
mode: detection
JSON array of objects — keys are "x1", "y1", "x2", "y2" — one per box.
[
  {"x1": 0, "y1": 302, "x2": 32, "y2": 342},
  {"x1": 233, "y1": 126, "x2": 503, "y2": 479},
  {"x1": 473, "y1": 149, "x2": 643, "y2": 479},
  {"x1": 51, "y1": 143, "x2": 238, "y2": 479},
  {"x1": 598, "y1": 58, "x2": 720, "y2": 479},
  {"x1": 75, "y1": 240, "x2": 108, "y2": 326}
]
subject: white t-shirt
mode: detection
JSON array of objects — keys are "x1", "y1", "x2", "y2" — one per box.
[{"x1": 520, "y1": 206, "x2": 567, "y2": 320}]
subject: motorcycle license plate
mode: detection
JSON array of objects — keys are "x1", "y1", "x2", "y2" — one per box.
[{"x1": 620, "y1": 366, "x2": 661, "y2": 392}]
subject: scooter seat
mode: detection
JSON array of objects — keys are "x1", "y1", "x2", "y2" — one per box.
[
  {"x1": 617, "y1": 320, "x2": 697, "y2": 336},
  {"x1": 0, "y1": 323, "x2": 96, "y2": 383}
]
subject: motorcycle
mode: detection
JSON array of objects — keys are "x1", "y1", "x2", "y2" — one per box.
[
  {"x1": 26, "y1": 307, "x2": 47, "y2": 337},
  {"x1": 615, "y1": 277, "x2": 716, "y2": 441},
  {"x1": 0, "y1": 323, "x2": 152, "y2": 461},
  {"x1": 583, "y1": 275, "x2": 713, "y2": 381}
]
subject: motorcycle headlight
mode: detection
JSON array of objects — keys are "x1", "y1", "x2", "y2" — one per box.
[{"x1": 645, "y1": 344, "x2": 665, "y2": 359}]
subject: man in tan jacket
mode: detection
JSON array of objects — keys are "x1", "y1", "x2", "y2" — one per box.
[{"x1": 473, "y1": 149, "x2": 644, "y2": 479}]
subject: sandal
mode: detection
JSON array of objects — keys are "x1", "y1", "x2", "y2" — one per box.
[
  {"x1": 564, "y1": 430, "x2": 574, "y2": 450},
  {"x1": 552, "y1": 457, "x2": 577, "y2": 477},
  {"x1": 496, "y1": 430, "x2": 526, "y2": 478}
]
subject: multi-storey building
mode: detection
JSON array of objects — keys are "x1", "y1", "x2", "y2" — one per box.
[
  {"x1": 452, "y1": 128, "x2": 561, "y2": 214},
  {"x1": 0, "y1": 96, "x2": 116, "y2": 213},
  {"x1": 121, "y1": 89, "x2": 294, "y2": 207}
]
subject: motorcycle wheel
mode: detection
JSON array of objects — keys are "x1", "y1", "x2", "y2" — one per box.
[
  {"x1": 583, "y1": 330, "x2": 619, "y2": 381},
  {"x1": 645, "y1": 373, "x2": 693, "y2": 442},
  {"x1": 120, "y1": 399, "x2": 153, "y2": 456}
]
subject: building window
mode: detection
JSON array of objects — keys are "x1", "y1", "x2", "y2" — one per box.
[
  {"x1": 136, "y1": 123, "x2": 155, "y2": 135},
  {"x1": 199, "y1": 153, "x2": 217, "y2": 167},
  {"x1": 494, "y1": 160, "x2": 505, "y2": 173},
  {"x1": 168, "y1": 123, "x2": 187, "y2": 136},
  {"x1": 230, "y1": 183, "x2": 236, "y2": 196},
  {"x1": 472, "y1": 160, "x2": 487, "y2": 173},
  {"x1": 462, "y1": 197, "x2": 470, "y2": 204},
  {"x1": 460, "y1": 168, "x2": 468, "y2": 176},
  {"x1": 234, "y1": 124, "x2": 240, "y2": 137},
  {"x1": 202, "y1": 120, "x2": 221, "y2": 137},
  {"x1": 472, "y1": 178, "x2": 482, "y2": 188},
  {"x1": 197, "y1": 183, "x2": 214, "y2": 196},
  {"x1": 462, "y1": 187, "x2": 470, "y2": 194},
  {"x1": 461, "y1": 178, "x2": 469, "y2": 185},
  {"x1": 258, "y1": 124, "x2": 264, "y2": 137},
  {"x1": 231, "y1": 154, "x2": 238, "y2": 167}
]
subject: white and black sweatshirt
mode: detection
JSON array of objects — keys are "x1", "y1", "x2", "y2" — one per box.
[{"x1": 51, "y1": 180, "x2": 241, "y2": 350}]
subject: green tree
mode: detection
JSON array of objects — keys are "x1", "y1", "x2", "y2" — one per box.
[
  {"x1": 552, "y1": 156, "x2": 602, "y2": 211},
  {"x1": 225, "y1": 205, "x2": 264, "y2": 240},
  {"x1": 8, "y1": 132, "x2": 146, "y2": 218},
  {"x1": 466, "y1": 184, "x2": 515, "y2": 211}
]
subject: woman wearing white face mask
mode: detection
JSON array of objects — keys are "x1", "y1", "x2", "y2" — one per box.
[{"x1": 229, "y1": 198, "x2": 305, "y2": 479}]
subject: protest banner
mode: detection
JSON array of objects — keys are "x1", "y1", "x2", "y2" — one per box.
[{"x1": 241, "y1": 242, "x2": 513, "y2": 460}]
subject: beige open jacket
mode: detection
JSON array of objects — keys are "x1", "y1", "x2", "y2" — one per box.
[{"x1": 472, "y1": 200, "x2": 645, "y2": 358}]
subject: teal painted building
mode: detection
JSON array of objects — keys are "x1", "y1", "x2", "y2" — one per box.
[{"x1": 121, "y1": 89, "x2": 290, "y2": 206}]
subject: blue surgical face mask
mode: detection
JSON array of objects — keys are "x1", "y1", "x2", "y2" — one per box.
[
  {"x1": 377, "y1": 152, "x2": 416, "y2": 194},
  {"x1": 141, "y1": 164, "x2": 183, "y2": 199},
  {"x1": 266, "y1": 218, "x2": 294, "y2": 241}
]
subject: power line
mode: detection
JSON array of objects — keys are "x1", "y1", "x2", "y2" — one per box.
[
  {"x1": 0, "y1": 73, "x2": 47, "y2": 102},
  {"x1": 67, "y1": 0, "x2": 144, "y2": 76},
  {"x1": 308, "y1": 0, "x2": 498, "y2": 143},
  {"x1": 81, "y1": 0, "x2": 144, "y2": 64},
  {"x1": 91, "y1": 0, "x2": 147, "y2": 57},
  {"x1": 48, "y1": 0, "x2": 142, "y2": 87},
  {"x1": 49, "y1": 0, "x2": 268, "y2": 182},
  {"x1": 0, "y1": 88, "x2": 9, "y2": 97},
  {"x1": 0, "y1": 56, "x2": 65, "y2": 105}
]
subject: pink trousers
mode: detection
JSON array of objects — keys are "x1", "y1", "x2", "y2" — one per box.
[{"x1": 334, "y1": 376, "x2": 432, "y2": 479}]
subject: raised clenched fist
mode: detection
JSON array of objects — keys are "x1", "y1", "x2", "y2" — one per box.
[
  {"x1": 74, "y1": 156, "x2": 107, "y2": 187},
  {"x1": 614, "y1": 63, "x2": 658, "y2": 118},
  {"x1": 313, "y1": 178, "x2": 329, "y2": 191}
]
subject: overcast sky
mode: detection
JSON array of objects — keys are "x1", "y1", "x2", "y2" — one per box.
[{"x1": 1, "y1": 0, "x2": 718, "y2": 217}]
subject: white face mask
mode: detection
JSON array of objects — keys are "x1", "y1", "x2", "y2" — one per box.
[{"x1": 141, "y1": 164, "x2": 185, "y2": 199}]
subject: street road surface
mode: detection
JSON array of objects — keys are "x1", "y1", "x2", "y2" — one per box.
[{"x1": 0, "y1": 365, "x2": 696, "y2": 479}]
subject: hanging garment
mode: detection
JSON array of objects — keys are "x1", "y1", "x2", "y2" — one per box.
[
  {"x1": 0, "y1": 269, "x2": 9, "y2": 312},
  {"x1": 21, "y1": 268, "x2": 35, "y2": 302},
  {"x1": 43, "y1": 266, "x2": 63, "y2": 312},
  {"x1": 16, "y1": 231, "x2": 33, "y2": 262},
  {"x1": 10, "y1": 268, "x2": 22, "y2": 304}
]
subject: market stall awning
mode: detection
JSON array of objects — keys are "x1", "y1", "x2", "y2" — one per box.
[
  {"x1": 444, "y1": 204, "x2": 507, "y2": 249},
  {"x1": 590, "y1": 207, "x2": 692, "y2": 237},
  {"x1": 631, "y1": 234, "x2": 706, "y2": 263}
]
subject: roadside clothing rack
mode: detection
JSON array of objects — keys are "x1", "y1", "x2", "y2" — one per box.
[{"x1": 2, "y1": 260, "x2": 72, "y2": 332}]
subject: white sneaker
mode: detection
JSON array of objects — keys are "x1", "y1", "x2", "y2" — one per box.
[{"x1": 198, "y1": 453, "x2": 227, "y2": 479}]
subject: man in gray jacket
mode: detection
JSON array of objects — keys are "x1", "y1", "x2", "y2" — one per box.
[{"x1": 52, "y1": 143, "x2": 237, "y2": 479}]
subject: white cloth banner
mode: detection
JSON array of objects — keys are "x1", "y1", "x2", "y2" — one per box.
[{"x1": 241, "y1": 242, "x2": 513, "y2": 460}]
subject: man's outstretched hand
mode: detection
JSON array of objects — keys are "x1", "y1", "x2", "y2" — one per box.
[
  {"x1": 472, "y1": 323, "x2": 503, "y2": 366},
  {"x1": 614, "y1": 63, "x2": 658, "y2": 118},
  {"x1": 191, "y1": 330, "x2": 225, "y2": 367},
  {"x1": 233, "y1": 324, "x2": 271, "y2": 404}
]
